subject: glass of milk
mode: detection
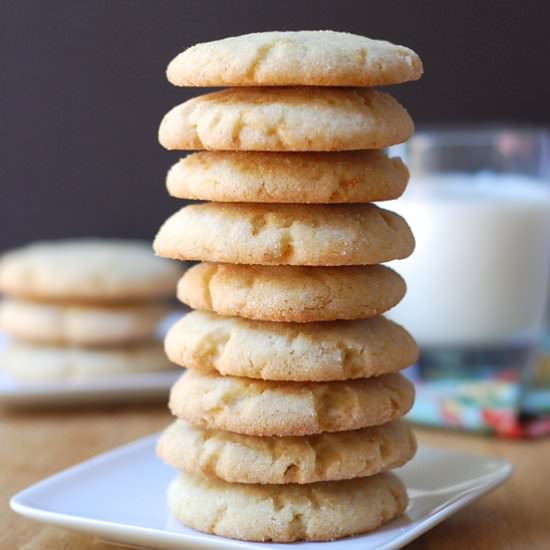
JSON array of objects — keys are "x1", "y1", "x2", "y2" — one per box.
[{"x1": 386, "y1": 127, "x2": 550, "y2": 433}]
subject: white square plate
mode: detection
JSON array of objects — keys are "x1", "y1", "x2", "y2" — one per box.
[{"x1": 11, "y1": 434, "x2": 512, "y2": 550}]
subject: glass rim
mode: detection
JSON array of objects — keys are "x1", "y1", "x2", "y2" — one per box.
[{"x1": 412, "y1": 124, "x2": 549, "y2": 146}]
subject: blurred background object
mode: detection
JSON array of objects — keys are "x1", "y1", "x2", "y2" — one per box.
[
  {"x1": 389, "y1": 128, "x2": 550, "y2": 348},
  {"x1": 1, "y1": 0, "x2": 550, "y2": 249},
  {"x1": 0, "y1": 239, "x2": 183, "y2": 406},
  {"x1": 388, "y1": 127, "x2": 550, "y2": 436}
]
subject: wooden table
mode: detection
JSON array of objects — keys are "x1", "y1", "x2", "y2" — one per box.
[{"x1": 2, "y1": 403, "x2": 549, "y2": 549}]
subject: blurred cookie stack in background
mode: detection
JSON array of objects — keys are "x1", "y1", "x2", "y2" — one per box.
[
  {"x1": 155, "y1": 31, "x2": 422, "y2": 542},
  {"x1": 0, "y1": 239, "x2": 181, "y2": 381}
]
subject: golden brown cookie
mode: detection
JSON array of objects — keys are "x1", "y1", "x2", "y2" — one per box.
[
  {"x1": 167, "y1": 470, "x2": 408, "y2": 542},
  {"x1": 0, "y1": 239, "x2": 182, "y2": 303},
  {"x1": 169, "y1": 369, "x2": 415, "y2": 437},
  {"x1": 166, "y1": 31, "x2": 422, "y2": 87},
  {"x1": 177, "y1": 263, "x2": 406, "y2": 322},
  {"x1": 1, "y1": 341, "x2": 172, "y2": 381},
  {"x1": 154, "y1": 203, "x2": 414, "y2": 266},
  {"x1": 0, "y1": 298, "x2": 167, "y2": 346},
  {"x1": 165, "y1": 310, "x2": 418, "y2": 381},
  {"x1": 158, "y1": 87, "x2": 413, "y2": 151},
  {"x1": 158, "y1": 419, "x2": 416, "y2": 484},
  {"x1": 166, "y1": 150, "x2": 409, "y2": 203}
]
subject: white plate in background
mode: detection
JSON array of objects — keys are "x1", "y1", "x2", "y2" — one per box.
[
  {"x1": 11, "y1": 434, "x2": 513, "y2": 550},
  {"x1": 0, "y1": 368, "x2": 180, "y2": 407},
  {"x1": 0, "y1": 313, "x2": 182, "y2": 407}
]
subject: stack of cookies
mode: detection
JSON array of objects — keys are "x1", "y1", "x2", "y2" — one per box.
[
  {"x1": 0, "y1": 239, "x2": 181, "y2": 381},
  {"x1": 155, "y1": 31, "x2": 422, "y2": 542}
]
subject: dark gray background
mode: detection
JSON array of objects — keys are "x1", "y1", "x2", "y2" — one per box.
[{"x1": 1, "y1": 0, "x2": 549, "y2": 251}]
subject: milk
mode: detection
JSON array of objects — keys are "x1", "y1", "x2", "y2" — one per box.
[{"x1": 386, "y1": 173, "x2": 550, "y2": 347}]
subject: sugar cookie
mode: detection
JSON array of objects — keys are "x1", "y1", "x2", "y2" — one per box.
[
  {"x1": 2, "y1": 341, "x2": 171, "y2": 381},
  {"x1": 165, "y1": 311, "x2": 418, "y2": 381},
  {"x1": 0, "y1": 298, "x2": 167, "y2": 346},
  {"x1": 167, "y1": 470, "x2": 407, "y2": 542},
  {"x1": 158, "y1": 87, "x2": 413, "y2": 151},
  {"x1": 154, "y1": 203, "x2": 414, "y2": 266},
  {"x1": 0, "y1": 239, "x2": 182, "y2": 302},
  {"x1": 169, "y1": 369, "x2": 414, "y2": 436},
  {"x1": 166, "y1": 151, "x2": 408, "y2": 203},
  {"x1": 158, "y1": 419, "x2": 416, "y2": 484},
  {"x1": 177, "y1": 263, "x2": 405, "y2": 322},
  {"x1": 166, "y1": 31, "x2": 422, "y2": 87}
]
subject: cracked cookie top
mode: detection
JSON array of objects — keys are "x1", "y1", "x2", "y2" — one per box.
[
  {"x1": 176, "y1": 263, "x2": 406, "y2": 322},
  {"x1": 153, "y1": 203, "x2": 414, "y2": 266},
  {"x1": 168, "y1": 369, "x2": 415, "y2": 436},
  {"x1": 166, "y1": 30, "x2": 422, "y2": 87},
  {"x1": 166, "y1": 150, "x2": 409, "y2": 203},
  {"x1": 158, "y1": 87, "x2": 413, "y2": 151},
  {"x1": 167, "y1": 469, "x2": 407, "y2": 542},
  {"x1": 164, "y1": 310, "x2": 418, "y2": 381},
  {"x1": 158, "y1": 419, "x2": 416, "y2": 484}
]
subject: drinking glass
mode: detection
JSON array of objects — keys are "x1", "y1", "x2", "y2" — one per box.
[{"x1": 387, "y1": 126, "x2": 550, "y2": 435}]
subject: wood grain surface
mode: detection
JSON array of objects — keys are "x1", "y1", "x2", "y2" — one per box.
[{"x1": 2, "y1": 404, "x2": 549, "y2": 549}]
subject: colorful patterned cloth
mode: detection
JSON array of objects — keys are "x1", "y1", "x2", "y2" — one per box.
[{"x1": 405, "y1": 349, "x2": 550, "y2": 438}]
